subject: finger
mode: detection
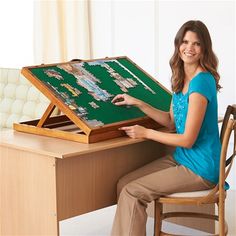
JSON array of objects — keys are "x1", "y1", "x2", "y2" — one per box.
[
  {"x1": 111, "y1": 96, "x2": 119, "y2": 103},
  {"x1": 119, "y1": 126, "x2": 132, "y2": 131},
  {"x1": 113, "y1": 101, "x2": 126, "y2": 106},
  {"x1": 126, "y1": 132, "x2": 135, "y2": 139},
  {"x1": 111, "y1": 95, "x2": 120, "y2": 103},
  {"x1": 111, "y1": 94, "x2": 123, "y2": 103}
]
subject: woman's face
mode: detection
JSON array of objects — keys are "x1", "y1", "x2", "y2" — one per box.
[{"x1": 179, "y1": 31, "x2": 202, "y2": 66}]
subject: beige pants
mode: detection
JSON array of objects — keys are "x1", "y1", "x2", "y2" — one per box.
[{"x1": 111, "y1": 155, "x2": 214, "y2": 236}]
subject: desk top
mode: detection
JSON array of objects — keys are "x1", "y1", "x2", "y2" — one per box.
[{"x1": 0, "y1": 130, "x2": 147, "y2": 158}]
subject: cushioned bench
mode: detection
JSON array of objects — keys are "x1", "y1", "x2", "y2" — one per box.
[{"x1": 0, "y1": 68, "x2": 53, "y2": 131}]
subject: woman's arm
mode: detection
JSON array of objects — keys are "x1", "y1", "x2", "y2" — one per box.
[
  {"x1": 138, "y1": 100, "x2": 175, "y2": 130},
  {"x1": 112, "y1": 94, "x2": 175, "y2": 129},
  {"x1": 120, "y1": 93, "x2": 207, "y2": 148}
]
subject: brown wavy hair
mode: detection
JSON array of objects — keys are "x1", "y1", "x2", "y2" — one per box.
[{"x1": 169, "y1": 20, "x2": 221, "y2": 93}]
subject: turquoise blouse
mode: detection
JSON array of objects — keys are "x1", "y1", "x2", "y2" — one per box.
[{"x1": 173, "y1": 72, "x2": 221, "y2": 184}]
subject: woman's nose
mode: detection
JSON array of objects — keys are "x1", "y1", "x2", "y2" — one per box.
[{"x1": 186, "y1": 43, "x2": 194, "y2": 51}]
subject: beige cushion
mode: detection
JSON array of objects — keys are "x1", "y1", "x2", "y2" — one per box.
[
  {"x1": 165, "y1": 189, "x2": 213, "y2": 198},
  {"x1": 0, "y1": 68, "x2": 54, "y2": 130}
]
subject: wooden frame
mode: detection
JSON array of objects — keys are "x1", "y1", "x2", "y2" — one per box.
[{"x1": 14, "y1": 56, "x2": 171, "y2": 143}]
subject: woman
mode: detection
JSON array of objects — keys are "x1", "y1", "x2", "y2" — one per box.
[{"x1": 111, "y1": 20, "x2": 221, "y2": 236}]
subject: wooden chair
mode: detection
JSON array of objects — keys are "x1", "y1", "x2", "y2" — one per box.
[{"x1": 154, "y1": 105, "x2": 236, "y2": 236}]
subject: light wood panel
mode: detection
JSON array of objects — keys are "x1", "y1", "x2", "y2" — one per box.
[
  {"x1": 0, "y1": 129, "x2": 163, "y2": 158},
  {"x1": 0, "y1": 146, "x2": 58, "y2": 235},
  {"x1": 56, "y1": 141, "x2": 173, "y2": 220}
]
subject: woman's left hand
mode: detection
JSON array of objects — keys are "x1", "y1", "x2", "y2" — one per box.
[{"x1": 119, "y1": 125, "x2": 148, "y2": 139}]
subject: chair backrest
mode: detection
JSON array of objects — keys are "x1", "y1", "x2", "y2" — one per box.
[
  {"x1": 219, "y1": 105, "x2": 236, "y2": 193},
  {"x1": 220, "y1": 105, "x2": 236, "y2": 166}
]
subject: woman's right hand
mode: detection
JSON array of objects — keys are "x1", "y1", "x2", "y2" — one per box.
[{"x1": 111, "y1": 94, "x2": 141, "y2": 107}]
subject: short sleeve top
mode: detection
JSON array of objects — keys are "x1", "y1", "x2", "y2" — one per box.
[{"x1": 172, "y1": 72, "x2": 221, "y2": 184}]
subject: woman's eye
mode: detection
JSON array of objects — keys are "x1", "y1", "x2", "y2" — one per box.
[{"x1": 182, "y1": 40, "x2": 188, "y2": 44}]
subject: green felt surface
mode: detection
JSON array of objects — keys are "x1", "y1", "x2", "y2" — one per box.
[{"x1": 29, "y1": 57, "x2": 172, "y2": 127}]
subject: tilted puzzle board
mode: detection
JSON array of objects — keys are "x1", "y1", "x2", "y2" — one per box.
[{"x1": 14, "y1": 56, "x2": 172, "y2": 143}]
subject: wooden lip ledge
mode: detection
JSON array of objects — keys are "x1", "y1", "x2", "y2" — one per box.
[{"x1": 0, "y1": 129, "x2": 149, "y2": 159}]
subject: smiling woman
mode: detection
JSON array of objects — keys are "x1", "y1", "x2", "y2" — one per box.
[
  {"x1": 111, "y1": 20, "x2": 222, "y2": 236},
  {"x1": 179, "y1": 31, "x2": 202, "y2": 65},
  {"x1": 170, "y1": 20, "x2": 221, "y2": 95},
  {"x1": 0, "y1": 0, "x2": 34, "y2": 68}
]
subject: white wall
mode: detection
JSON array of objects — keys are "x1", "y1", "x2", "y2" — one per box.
[
  {"x1": 1, "y1": 0, "x2": 234, "y2": 114},
  {"x1": 90, "y1": 0, "x2": 157, "y2": 76},
  {"x1": 156, "y1": 1, "x2": 236, "y2": 116},
  {"x1": 0, "y1": 0, "x2": 33, "y2": 68}
]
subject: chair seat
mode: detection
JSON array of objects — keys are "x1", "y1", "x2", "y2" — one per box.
[{"x1": 165, "y1": 189, "x2": 214, "y2": 198}]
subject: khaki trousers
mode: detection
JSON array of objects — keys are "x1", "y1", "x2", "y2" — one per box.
[{"x1": 111, "y1": 155, "x2": 214, "y2": 236}]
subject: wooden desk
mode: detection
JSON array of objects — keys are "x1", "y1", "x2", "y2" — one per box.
[{"x1": 0, "y1": 130, "x2": 173, "y2": 235}]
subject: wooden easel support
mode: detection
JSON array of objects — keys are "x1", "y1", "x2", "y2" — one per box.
[
  {"x1": 37, "y1": 102, "x2": 56, "y2": 128},
  {"x1": 14, "y1": 101, "x2": 90, "y2": 143}
]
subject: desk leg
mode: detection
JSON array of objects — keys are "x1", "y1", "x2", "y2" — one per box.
[{"x1": 0, "y1": 146, "x2": 58, "y2": 235}]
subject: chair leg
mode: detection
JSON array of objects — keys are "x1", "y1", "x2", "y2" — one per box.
[
  {"x1": 218, "y1": 199, "x2": 225, "y2": 236},
  {"x1": 154, "y1": 200, "x2": 163, "y2": 236}
]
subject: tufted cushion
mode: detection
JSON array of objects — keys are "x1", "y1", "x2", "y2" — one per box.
[{"x1": 0, "y1": 68, "x2": 55, "y2": 130}]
